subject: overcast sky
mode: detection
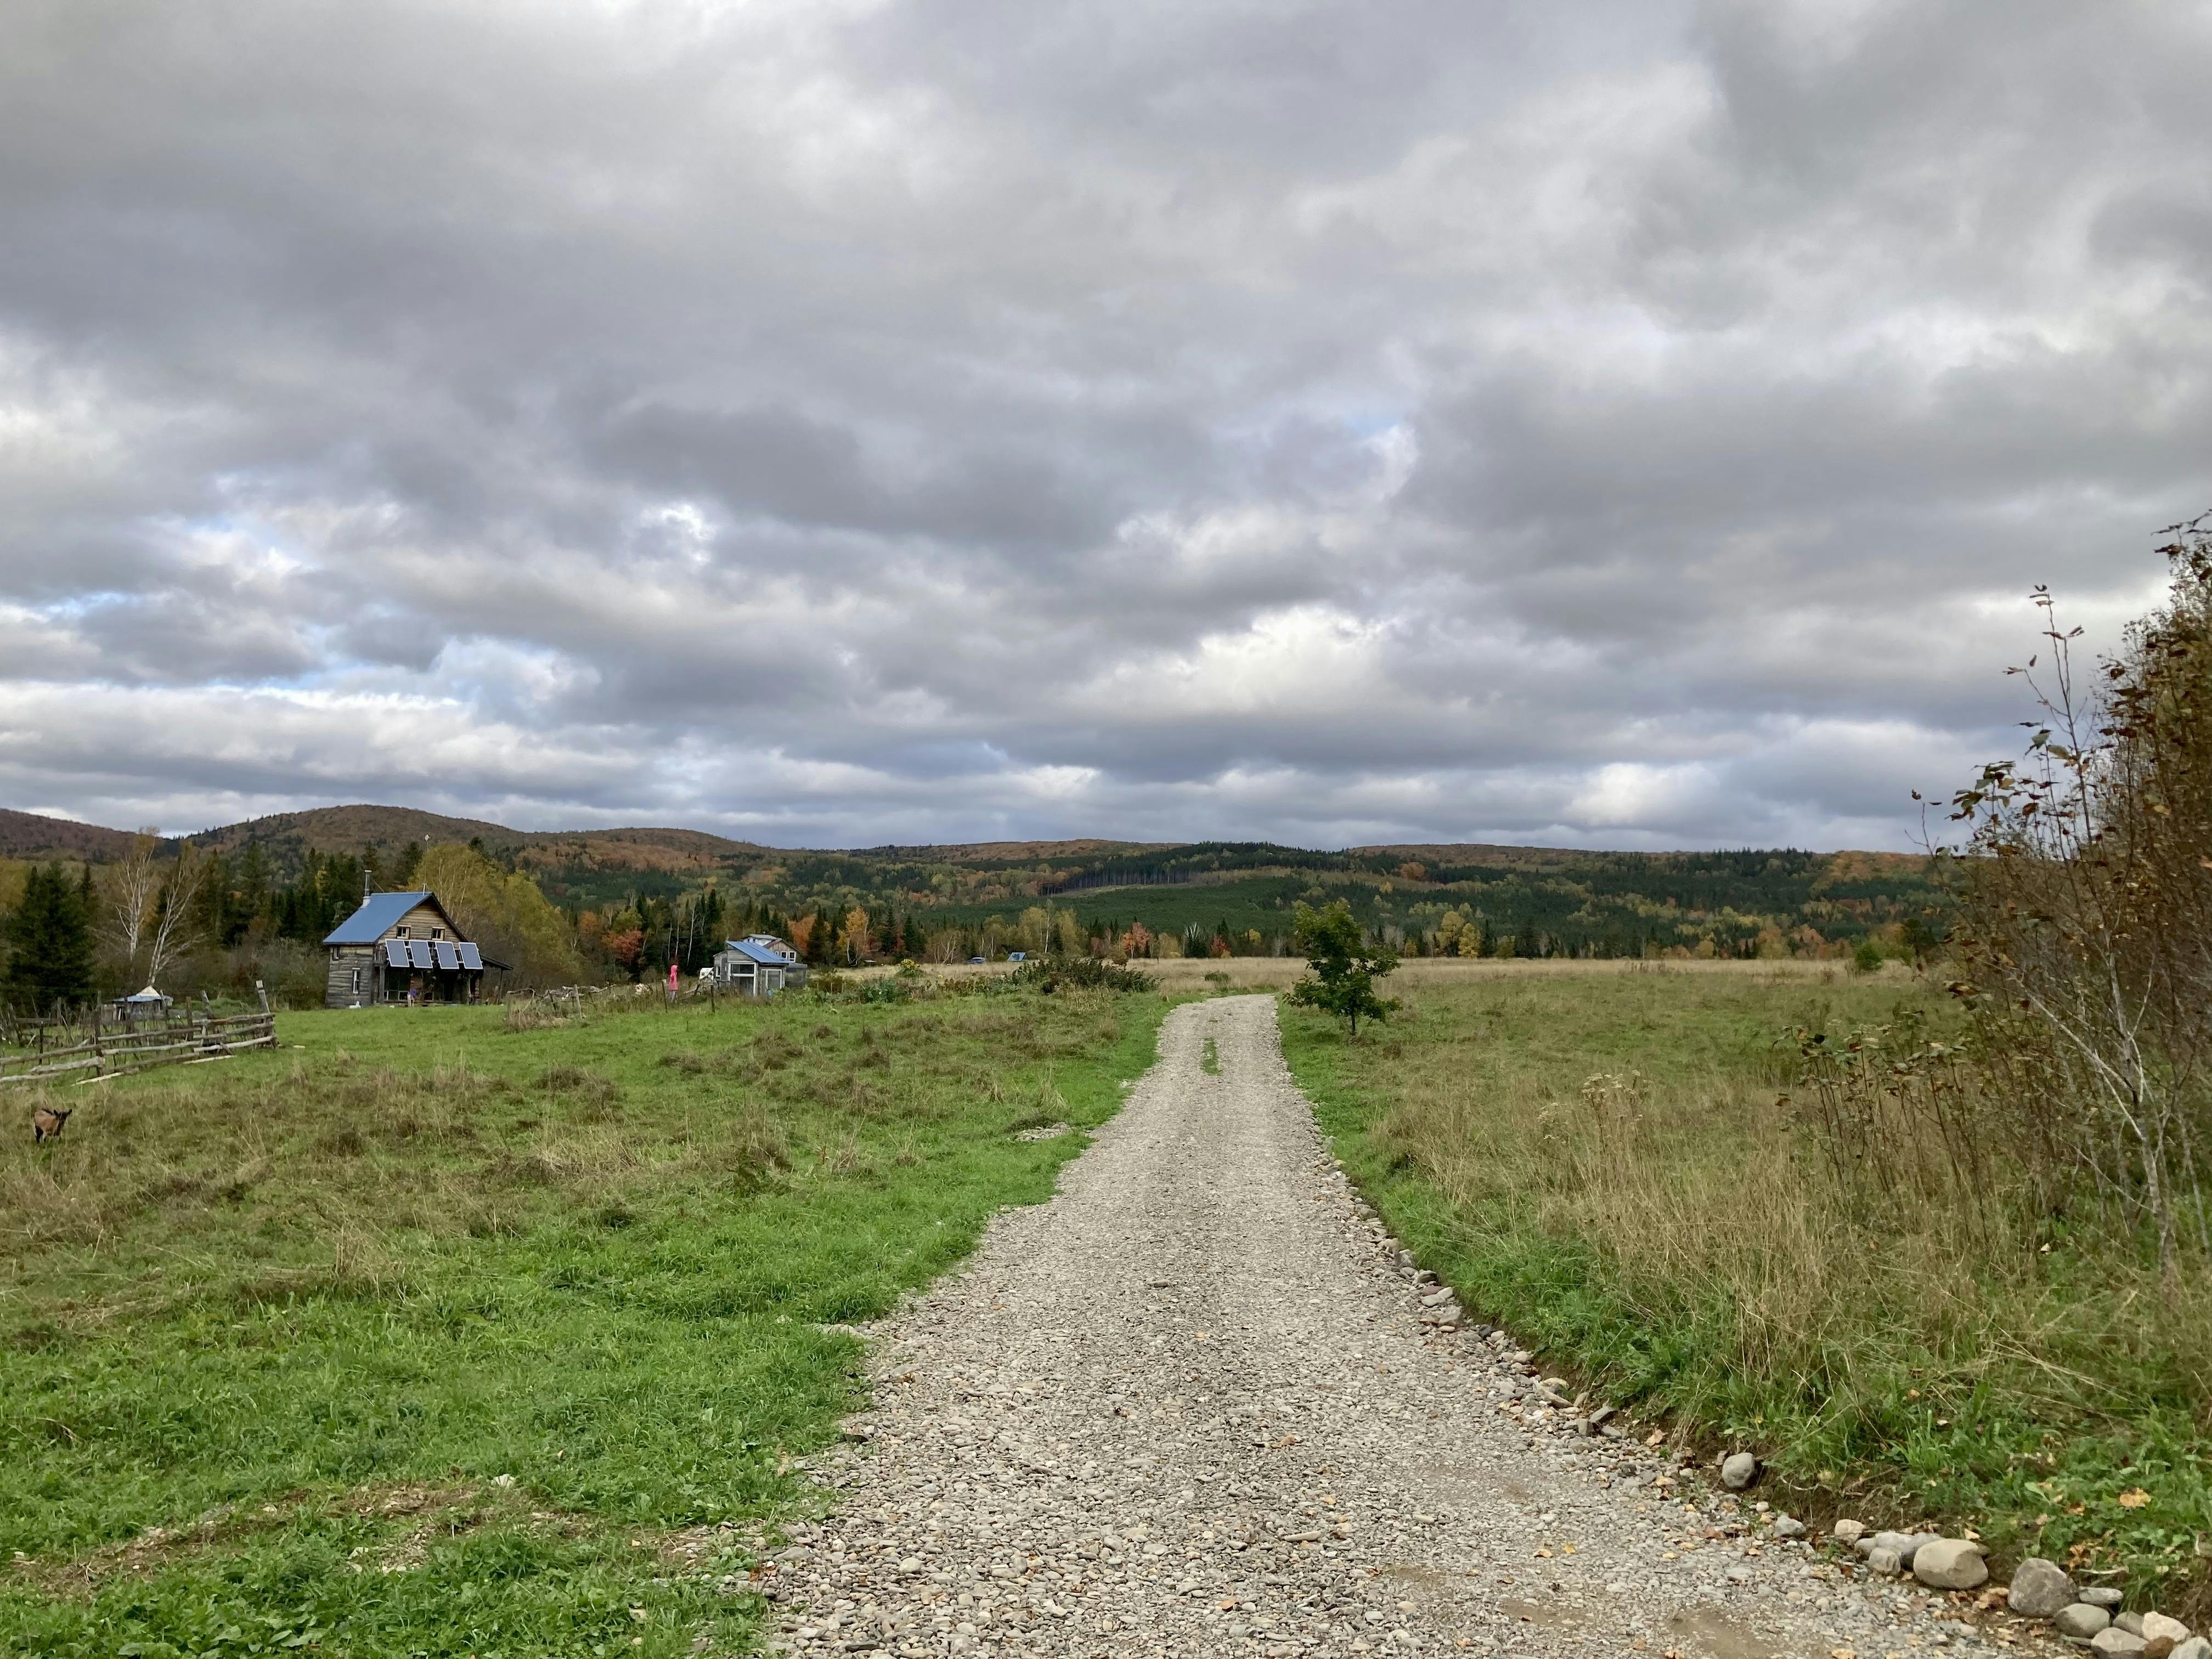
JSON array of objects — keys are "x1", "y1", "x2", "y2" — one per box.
[{"x1": 2, "y1": 1, "x2": 2206, "y2": 851}]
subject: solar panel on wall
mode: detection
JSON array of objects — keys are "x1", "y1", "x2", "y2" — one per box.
[
  {"x1": 457, "y1": 943, "x2": 483, "y2": 971},
  {"x1": 384, "y1": 941, "x2": 410, "y2": 968},
  {"x1": 434, "y1": 941, "x2": 460, "y2": 971},
  {"x1": 408, "y1": 940, "x2": 435, "y2": 970}
]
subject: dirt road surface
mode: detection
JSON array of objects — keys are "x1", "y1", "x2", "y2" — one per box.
[{"x1": 765, "y1": 995, "x2": 1998, "y2": 1658}]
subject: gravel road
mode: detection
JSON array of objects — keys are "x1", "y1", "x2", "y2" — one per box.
[{"x1": 765, "y1": 995, "x2": 2013, "y2": 1659}]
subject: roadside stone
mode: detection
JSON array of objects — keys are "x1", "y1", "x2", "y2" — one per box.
[
  {"x1": 1772, "y1": 1515, "x2": 1807, "y2": 1540},
  {"x1": 2083, "y1": 1589, "x2": 2127, "y2": 1609},
  {"x1": 2009, "y1": 1558, "x2": 2076, "y2": 1619},
  {"x1": 1914, "y1": 1539, "x2": 1989, "y2": 1590},
  {"x1": 2141, "y1": 1614, "x2": 2191, "y2": 1659},
  {"x1": 1833, "y1": 1519, "x2": 1867, "y2": 1545},
  {"x1": 2057, "y1": 1606, "x2": 2115, "y2": 1640},
  {"x1": 2094, "y1": 1627, "x2": 2149, "y2": 1658},
  {"x1": 2165, "y1": 1637, "x2": 2212, "y2": 1659},
  {"x1": 1867, "y1": 1547, "x2": 1904, "y2": 1578},
  {"x1": 1865, "y1": 1530, "x2": 1932, "y2": 1566},
  {"x1": 1720, "y1": 1452, "x2": 1758, "y2": 1490},
  {"x1": 2121, "y1": 1614, "x2": 2148, "y2": 1637}
]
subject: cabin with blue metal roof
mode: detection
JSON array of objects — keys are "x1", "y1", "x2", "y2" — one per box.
[{"x1": 322, "y1": 891, "x2": 505, "y2": 1007}]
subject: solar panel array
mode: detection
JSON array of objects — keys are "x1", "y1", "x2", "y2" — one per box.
[{"x1": 377, "y1": 936, "x2": 489, "y2": 978}]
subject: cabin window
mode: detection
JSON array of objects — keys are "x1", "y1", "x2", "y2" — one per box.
[
  {"x1": 350, "y1": 968, "x2": 362, "y2": 994},
  {"x1": 431, "y1": 927, "x2": 445, "y2": 940},
  {"x1": 394, "y1": 926, "x2": 410, "y2": 939}
]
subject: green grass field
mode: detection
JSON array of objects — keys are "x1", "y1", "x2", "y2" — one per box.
[
  {"x1": 1282, "y1": 966, "x2": 2212, "y2": 1617},
  {"x1": 0, "y1": 984, "x2": 1166, "y2": 1657}
]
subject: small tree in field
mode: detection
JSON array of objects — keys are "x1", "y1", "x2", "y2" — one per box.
[{"x1": 1289, "y1": 900, "x2": 1400, "y2": 1036}]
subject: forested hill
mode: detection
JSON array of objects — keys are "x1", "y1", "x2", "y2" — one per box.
[{"x1": 0, "y1": 806, "x2": 1949, "y2": 962}]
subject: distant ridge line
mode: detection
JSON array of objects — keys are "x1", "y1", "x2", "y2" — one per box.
[{"x1": 0, "y1": 803, "x2": 1924, "y2": 868}]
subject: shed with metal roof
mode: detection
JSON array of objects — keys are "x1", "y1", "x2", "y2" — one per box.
[{"x1": 710, "y1": 935, "x2": 808, "y2": 997}]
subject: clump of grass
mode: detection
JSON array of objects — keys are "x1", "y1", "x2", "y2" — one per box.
[
  {"x1": 713, "y1": 1106, "x2": 792, "y2": 1192},
  {"x1": 1201, "y1": 1037, "x2": 1220, "y2": 1074},
  {"x1": 1006, "y1": 1080, "x2": 1070, "y2": 1133}
]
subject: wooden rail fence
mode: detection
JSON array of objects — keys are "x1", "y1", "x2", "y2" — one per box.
[{"x1": 0, "y1": 986, "x2": 276, "y2": 1090}]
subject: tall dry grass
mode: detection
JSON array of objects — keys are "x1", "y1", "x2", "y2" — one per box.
[{"x1": 1289, "y1": 969, "x2": 2212, "y2": 1603}]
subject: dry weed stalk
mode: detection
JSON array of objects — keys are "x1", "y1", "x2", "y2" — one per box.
[{"x1": 1784, "y1": 1013, "x2": 1995, "y2": 1246}]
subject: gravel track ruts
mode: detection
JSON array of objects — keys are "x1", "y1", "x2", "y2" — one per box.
[{"x1": 765, "y1": 995, "x2": 2006, "y2": 1659}]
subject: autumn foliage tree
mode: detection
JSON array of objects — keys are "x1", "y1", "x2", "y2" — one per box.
[{"x1": 415, "y1": 842, "x2": 585, "y2": 989}]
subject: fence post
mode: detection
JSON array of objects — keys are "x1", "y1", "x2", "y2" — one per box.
[{"x1": 91, "y1": 1000, "x2": 104, "y2": 1077}]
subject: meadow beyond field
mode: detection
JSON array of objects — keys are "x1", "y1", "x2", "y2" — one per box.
[
  {"x1": 1281, "y1": 966, "x2": 2212, "y2": 1618},
  {"x1": 0, "y1": 984, "x2": 1166, "y2": 1657}
]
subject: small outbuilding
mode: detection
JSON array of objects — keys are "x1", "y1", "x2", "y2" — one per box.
[
  {"x1": 110, "y1": 984, "x2": 174, "y2": 1023},
  {"x1": 322, "y1": 891, "x2": 507, "y2": 1008},
  {"x1": 710, "y1": 934, "x2": 808, "y2": 997}
]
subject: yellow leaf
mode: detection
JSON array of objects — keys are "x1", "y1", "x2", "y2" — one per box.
[{"x1": 2118, "y1": 1488, "x2": 2153, "y2": 1509}]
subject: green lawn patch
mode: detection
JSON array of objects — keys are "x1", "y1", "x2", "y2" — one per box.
[{"x1": 1, "y1": 985, "x2": 1164, "y2": 1656}]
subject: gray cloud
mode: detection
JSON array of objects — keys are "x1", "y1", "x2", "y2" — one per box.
[{"x1": 0, "y1": 0, "x2": 2205, "y2": 850}]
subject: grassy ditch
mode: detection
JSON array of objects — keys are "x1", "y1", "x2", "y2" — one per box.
[
  {"x1": 1280, "y1": 966, "x2": 2212, "y2": 1616},
  {"x1": 1, "y1": 983, "x2": 1165, "y2": 1657}
]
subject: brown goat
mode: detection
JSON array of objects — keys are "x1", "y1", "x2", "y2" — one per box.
[{"x1": 32, "y1": 1104, "x2": 71, "y2": 1143}]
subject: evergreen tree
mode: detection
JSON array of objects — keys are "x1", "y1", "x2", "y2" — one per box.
[
  {"x1": 4, "y1": 863, "x2": 96, "y2": 1014},
  {"x1": 236, "y1": 843, "x2": 271, "y2": 934},
  {"x1": 193, "y1": 851, "x2": 235, "y2": 945}
]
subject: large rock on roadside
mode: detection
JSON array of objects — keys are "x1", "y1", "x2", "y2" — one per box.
[
  {"x1": 1914, "y1": 1539, "x2": 1989, "y2": 1590},
  {"x1": 1863, "y1": 1530, "x2": 1933, "y2": 1566},
  {"x1": 2094, "y1": 1627, "x2": 2148, "y2": 1658},
  {"x1": 2008, "y1": 1557, "x2": 2076, "y2": 1618},
  {"x1": 2165, "y1": 1638, "x2": 2211, "y2": 1659},
  {"x1": 2083, "y1": 1589, "x2": 2126, "y2": 1609},
  {"x1": 1720, "y1": 1452, "x2": 1758, "y2": 1490},
  {"x1": 1866, "y1": 1547, "x2": 1904, "y2": 1578},
  {"x1": 2057, "y1": 1605, "x2": 2115, "y2": 1639},
  {"x1": 1833, "y1": 1519, "x2": 1867, "y2": 1544},
  {"x1": 2140, "y1": 1613, "x2": 2191, "y2": 1659}
]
